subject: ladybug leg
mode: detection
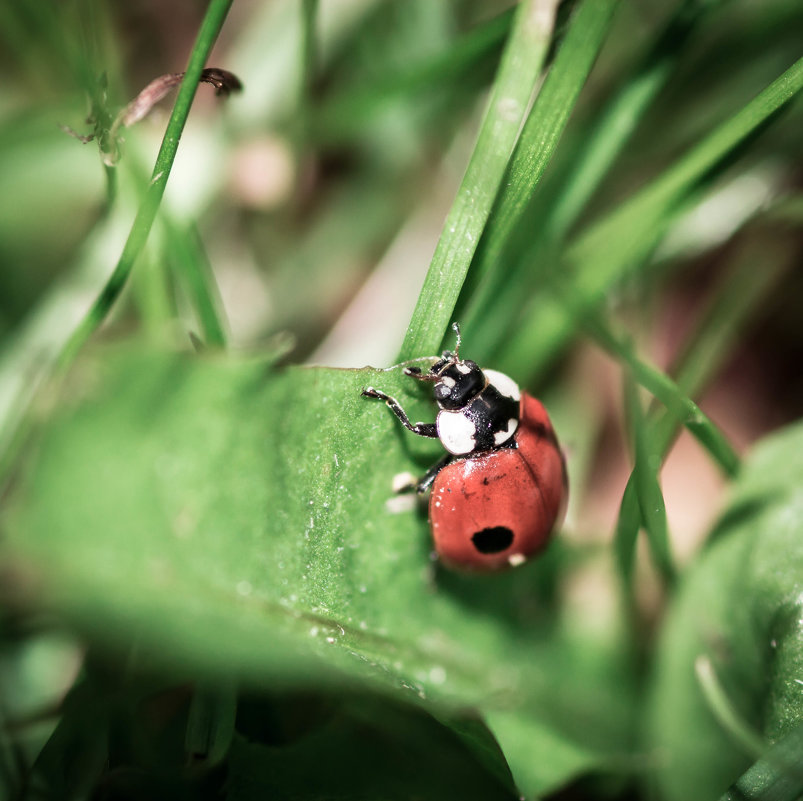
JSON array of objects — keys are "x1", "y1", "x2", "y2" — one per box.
[
  {"x1": 361, "y1": 387, "x2": 438, "y2": 439},
  {"x1": 414, "y1": 453, "x2": 453, "y2": 494}
]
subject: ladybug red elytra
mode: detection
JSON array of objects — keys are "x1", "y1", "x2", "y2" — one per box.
[{"x1": 362, "y1": 324, "x2": 567, "y2": 572}]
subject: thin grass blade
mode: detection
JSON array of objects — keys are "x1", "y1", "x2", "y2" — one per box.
[
  {"x1": 399, "y1": 0, "x2": 559, "y2": 361},
  {"x1": 505, "y1": 55, "x2": 803, "y2": 376},
  {"x1": 462, "y1": 0, "x2": 620, "y2": 314},
  {"x1": 624, "y1": 370, "x2": 675, "y2": 584},
  {"x1": 613, "y1": 237, "x2": 790, "y2": 588}
]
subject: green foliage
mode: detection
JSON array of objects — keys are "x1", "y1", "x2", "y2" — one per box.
[
  {"x1": 4, "y1": 346, "x2": 633, "y2": 797},
  {"x1": 0, "y1": 0, "x2": 802, "y2": 799},
  {"x1": 648, "y1": 420, "x2": 803, "y2": 801}
]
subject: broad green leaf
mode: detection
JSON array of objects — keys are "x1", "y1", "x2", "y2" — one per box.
[
  {"x1": 719, "y1": 722, "x2": 803, "y2": 801},
  {"x1": 647, "y1": 419, "x2": 803, "y2": 801},
  {"x1": 226, "y1": 696, "x2": 516, "y2": 800},
  {"x1": 2, "y1": 344, "x2": 634, "y2": 797}
]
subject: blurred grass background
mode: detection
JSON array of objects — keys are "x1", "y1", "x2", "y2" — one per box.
[{"x1": 0, "y1": 0, "x2": 802, "y2": 799}]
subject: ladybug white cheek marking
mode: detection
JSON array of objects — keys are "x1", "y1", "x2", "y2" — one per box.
[
  {"x1": 493, "y1": 417, "x2": 518, "y2": 446},
  {"x1": 483, "y1": 369, "x2": 520, "y2": 402},
  {"x1": 441, "y1": 376, "x2": 456, "y2": 388},
  {"x1": 508, "y1": 553, "x2": 527, "y2": 567},
  {"x1": 437, "y1": 411, "x2": 477, "y2": 455}
]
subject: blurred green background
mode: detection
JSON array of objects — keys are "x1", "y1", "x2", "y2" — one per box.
[{"x1": 0, "y1": 1, "x2": 802, "y2": 799}]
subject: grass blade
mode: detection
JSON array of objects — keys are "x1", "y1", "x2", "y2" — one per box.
[
  {"x1": 163, "y1": 222, "x2": 228, "y2": 349},
  {"x1": 695, "y1": 656, "x2": 766, "y2": 759},
  {"x1": 0, "y1": 0, "x2": 234, "y2": 488},
  {"x1": 576, "y1": 303, "x2": 740, "y2": 477},
  {"x1": 613, "y1": 237, "x2": 790, "y2": 588},
  {"x1": 460, "y1": 0, "x2": 620, "y2": 326},
  {"x1": 504, "y1": 55, "x2": 803, "y2": 377},
  {"x1": 398, "y1": 0, "x2": 559, "y2": 361},
  {"x1": 623, "y1": 370, "x2": 675, "y2": 584},
  {"x1": 568, "y1": 55, "x2": 803, "y2": 293},
  {"x1": 58, "y1": 0, "x2": 235, "y2": 368},
  {"x1": 544, "y1": 0, "x2": 729, "y2": 242}
]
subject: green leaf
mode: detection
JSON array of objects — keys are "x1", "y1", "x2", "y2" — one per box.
[
  {"x1": 400, "y1": 0, "x2": 559, "y2": 360},
  {"x1": 719, "y1": 722, "x2": 803, "y2": 801},
  {"x1": 647, "y1": 419, "x2": 803, "y2": 801},
  {"x1": 2, "y1": 345, "x2": 635, "y2": 797},
  {"x1": 227, "y1": 696, "x2": 516, "y2": 800}
]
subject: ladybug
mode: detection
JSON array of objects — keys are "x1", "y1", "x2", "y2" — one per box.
[{"x1": 362, "y1": 324, "x2": 566, "y2": 572}]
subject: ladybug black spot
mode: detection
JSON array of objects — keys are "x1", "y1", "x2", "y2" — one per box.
[{"x1": 471, "y1": 526, "x2": 514, "y2": 554}]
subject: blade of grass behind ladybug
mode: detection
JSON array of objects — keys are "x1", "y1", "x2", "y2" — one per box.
[
  {"x1": 695, "y1": 656, "x2": 766, "y2": 759},
  {"x1": 398, "y1": 0, "x2": 560, "y2": 362},
  {"x1": 571, "y1": 299, "x2": 740, "y2": 478},
  {"x1": 542, "y1": 0, "x2": 732, "y2": 243},
  {"x1": 623, "y1": 367, "x2": 675, "y2": 586},
  {"x1": 613, "y1": 237, "x2": 790, "y2": 590},
  {"x1": 458, "y1": 0, "x2": 725, "y2": 352},
  {"x1": 500, "y1": 54, "x2": 803, "y2": 379},
  {"x1": 457, "y1": 0, "x2": 620, "y2": 347}
]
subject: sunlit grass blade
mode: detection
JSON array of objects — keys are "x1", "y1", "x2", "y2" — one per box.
[
  {"x1": 0, "y1": 0, "x2": 234, "y2": 489},
  {"x1": 568, "y1": 55, "x2": 803, "y2": 291},
  {"x1": 623, "y1": 370, "x2": 675, "y2": 584},
  {"x1": 504, "y1": 55, "x2": 803, "y2": 377},
  {"x1": 544, "y1": 0, "x2": 729, "y2": 242},
  {"x1": 459, "y1": 0, "x2": 619, "y2": 330},
  {"x1": 399, "y1": 0, "x2": 559, "y2": 361}
]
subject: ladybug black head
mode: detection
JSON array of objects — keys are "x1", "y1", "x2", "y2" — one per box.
[{"x1": 431, "y1": 356, "x2": 485, "y2": 410}]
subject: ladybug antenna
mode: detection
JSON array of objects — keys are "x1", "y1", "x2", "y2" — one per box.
[{"x1": 451, "y1": 322, "x2": 462, "y2": 359}]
